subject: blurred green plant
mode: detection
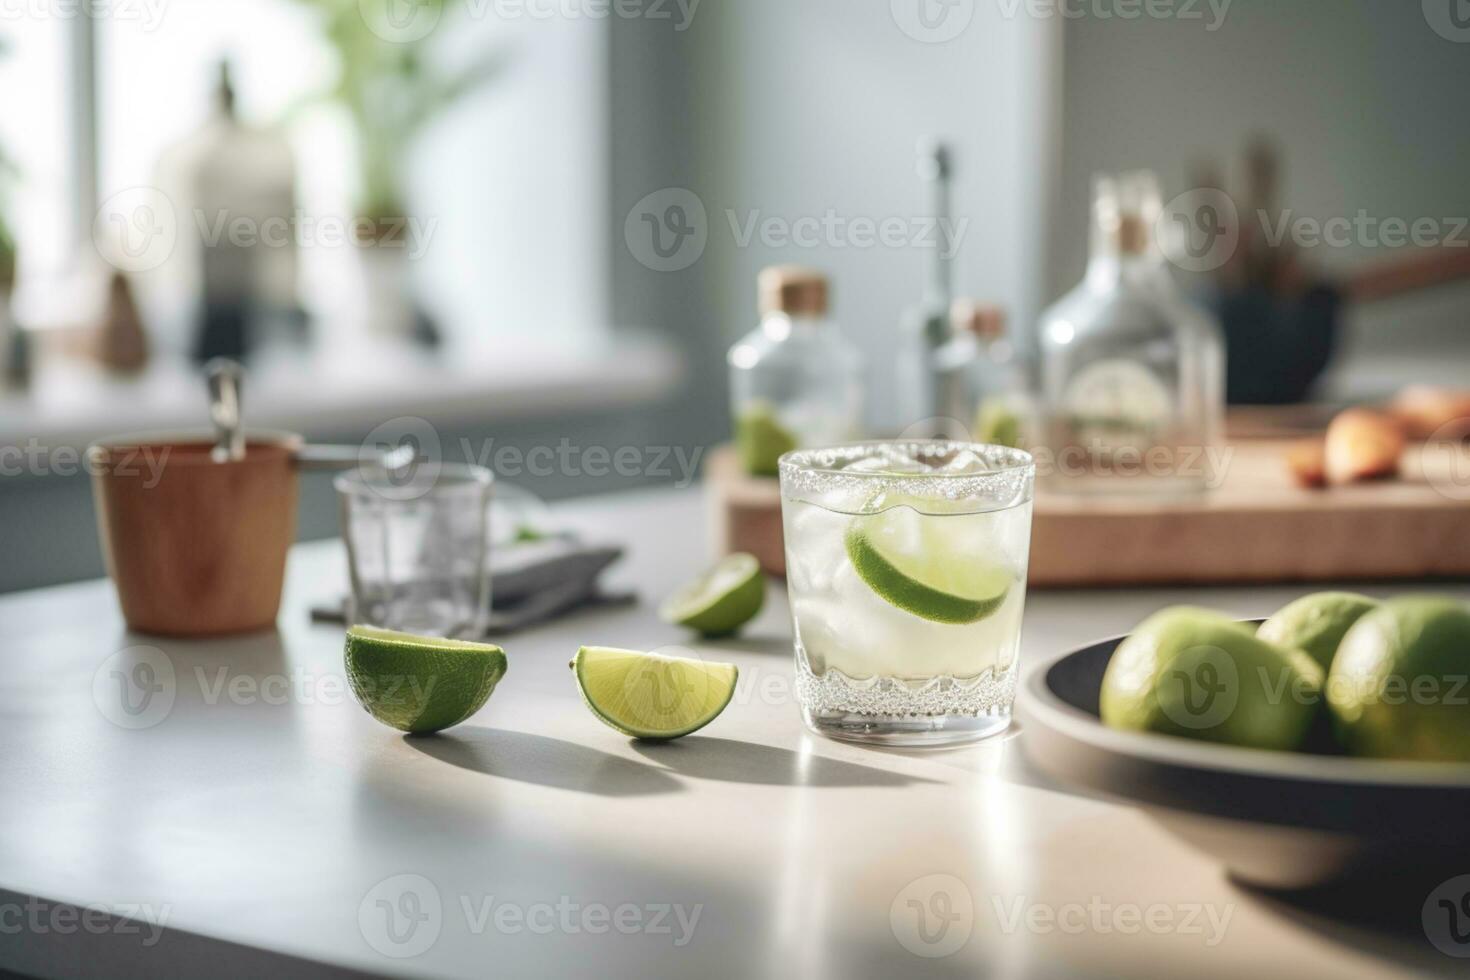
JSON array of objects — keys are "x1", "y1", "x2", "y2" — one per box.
[
  {"x1": 288, "y1": 0, "x2": 506, "y2": 222},
  {"x1": 0, "y1": 36, "x2": 16, "y2": 289}
]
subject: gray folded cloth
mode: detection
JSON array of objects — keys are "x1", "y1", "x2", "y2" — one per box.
[{"x1": 311, "y1": 535, "x2": 636, "y2": 636}]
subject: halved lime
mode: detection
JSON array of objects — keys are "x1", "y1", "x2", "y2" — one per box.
[
  {"x1": 844, "y1": 508, "x2": 1013, "y2": 624},
  {"x1": 571, "y1": 646, "x2": 737, "y2": 740},
  {"x1": 344, "y1": 625, "x2": 507, "y2": 734},
  {"x1": 659, "y1": 553, "x2": 765, "y2": 637}
]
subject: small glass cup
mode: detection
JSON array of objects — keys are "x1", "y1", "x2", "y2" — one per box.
[
  {"x1": 335, "y1": 463, "x2": 494, "y2": 638},
  {"x1": 778, "y1": 441, "x2": 1035, "y2": 746}
]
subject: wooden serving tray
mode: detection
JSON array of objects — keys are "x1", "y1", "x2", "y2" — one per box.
[{"x1": 705, "y1": 441, "x2": 1470, "y2": 587}]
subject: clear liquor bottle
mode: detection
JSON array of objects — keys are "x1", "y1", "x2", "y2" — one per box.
[
  {"x1": 1038, "y1": 172, "x2": 1224, "y2": 493},
  {"x1": 896, "y1": 139, "x2": 955, "y2": 434},
  {"x1": 936, "y1": 300, "x2": 1036, "y2": 450},
  {"x1": 728, "y1": 266, "x2": 864, "y2": 476}
]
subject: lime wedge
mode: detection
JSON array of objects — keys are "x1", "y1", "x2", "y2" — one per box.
[
  {"x1": 344, "y1": 625, "x2": 507, "y2": 734},
  {"x1": 844, "y1": 508, "x2": 1013, "y2": 624},
  {"x1": 660, "y1": 553, "x2": 765, "y2": 637},
  {"x1": 571, "y1": 646, "x2": 737, "y2": 740}
]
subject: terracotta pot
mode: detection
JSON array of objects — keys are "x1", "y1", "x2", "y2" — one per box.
[{"x1": 89, "y1": 430, "x2": 302, "y2": 636}]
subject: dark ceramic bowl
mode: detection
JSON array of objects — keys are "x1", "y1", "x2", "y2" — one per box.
[{"x1": 1017, "y1": 627, "x2": 1470, "y2": 889}]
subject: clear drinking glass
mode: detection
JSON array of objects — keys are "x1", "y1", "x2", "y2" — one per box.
[
  {"x1": 778, "y1": 441, "x2": 1034, "y2": 746},
  {"x1": 335, "y1": 463, "x2": 493, "y2": 638}
]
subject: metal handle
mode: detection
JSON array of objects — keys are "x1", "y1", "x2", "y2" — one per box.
[{"x1": 293, "y1": 443, "x2": 422, "y2": 472}]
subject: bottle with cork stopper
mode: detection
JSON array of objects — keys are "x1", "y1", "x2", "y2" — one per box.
[
  {"x1": 935, "y1": 299, "x2": 1035, "y2": 449},
  {"x1": 728, "y1": 265, "x2": 864, "y2": 476},
  {"x1": 1037, "y1": 170, "x2": 1224, "y2": 494}
]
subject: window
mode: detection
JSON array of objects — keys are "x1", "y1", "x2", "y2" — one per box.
[
  {"x1": 0, "y1": 17, "x2": 72, "y2": 283},
  {"x1": 3, "y1": 2, "x2": 610, "y2": 350}
]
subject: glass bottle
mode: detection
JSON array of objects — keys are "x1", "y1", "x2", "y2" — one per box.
[
  {"x1": 936, "y1": 300, "x2": 1035, "y2": 450},
  {"x1": 896, "y1": 139, "x2": 955, "y2": 434},
  {"x1": 729, "y1": 266, "x2": 864, "y2": 476},
  {"x1": 1038, "y1": 172, "x2": 1224, "y2": 493}
]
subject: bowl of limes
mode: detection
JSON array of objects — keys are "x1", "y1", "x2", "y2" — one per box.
[{"x1": 1018, "y1": 594, "x2": 1470, "y2": 889}]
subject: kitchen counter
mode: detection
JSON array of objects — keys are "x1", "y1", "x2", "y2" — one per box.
[
  {"x1": 0, "y1": 332, "x2": 689, "y2": 593},
  {"x1": 0, "y1": 487, "x2": 1461, "y2": 978},
  {"x1": 0, "y1": 332, "x2": 682, "y2": 451}
]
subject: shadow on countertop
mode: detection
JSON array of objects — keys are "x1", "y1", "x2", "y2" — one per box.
[
  {"x1": 694, "y1": 633, "x2": 793, "y2": 657},
  {"x1": 406, "y1": 727, "x2": 683, "y2": 797},
  {"x1": 631, "y1": 736, "x2": 937, "y2": 788},
  {"x1": 1231, "y1": 867, "x2": 1469, "y2": 976}
]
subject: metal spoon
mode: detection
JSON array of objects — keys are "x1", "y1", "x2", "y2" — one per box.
[
  {"x1": 204, "y1": 357, "x2": 422, "y2": 474},
  {"x1": 293, "y1": 442, "x2": 419, "y2": 473},
  {"x1": 205, "y1": 358, "x2": 246, "y2": 463}
]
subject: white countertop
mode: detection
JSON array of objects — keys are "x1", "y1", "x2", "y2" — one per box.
[{"x1": 0, "y1": 488, "x2": 1460, "y2": 979}]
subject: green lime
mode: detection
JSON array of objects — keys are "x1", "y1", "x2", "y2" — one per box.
[
  {"x1": 735, "y1": 403, "x2": 797, "y2": 477},
  {"x1": 1257, "y1": 592, "x2": 1380, "y2": 672},
  {"x1": 343, "y1": 626, "x2": 507, "y2": 734},
  {"x1": 660, "y1": 553, "x2": 765, "y2": 637},
  {"x1": 844, "y1": 507, "x2": 1013, "y2": 625},
  {"x1": 975, "y1": 399, "x2": 1023, "y2": 449},
  {"x1": 571, "y1": 646, "x2": 737, "y2": 740},
  {"x1": 1101, "y1": 606, "x2": 1324, "y2": 752},
  {"x1": 1327, "y1": 597, "x2": 1470, "y2": 762}
]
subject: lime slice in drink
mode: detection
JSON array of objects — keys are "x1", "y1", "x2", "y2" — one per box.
[
  {"x1": 571, "y1": 646, "x2": 738, "y2": 740},
  {"x1": 845, "y1": 507, "x2": 1013, "y2": 625},
  {"x1": 344, "y1": 625, "x2": 507, "y2": 734},
  {"x1": 659, "y1": 553, "x2": 765, "y2": 637}
]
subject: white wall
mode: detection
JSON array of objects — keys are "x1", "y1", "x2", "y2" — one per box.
[
  {"x1": 412, "y1": 11, "x2": 611, "y2": 354},
  {"x1": 674, "y1": 0, "x2": 1062, "y2": 430},
  {"x1": 1052, "y1": 0, "x2": 1470, "y2": 398}
]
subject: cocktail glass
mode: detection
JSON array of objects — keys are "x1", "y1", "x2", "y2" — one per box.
[{"x1": 778, "y1": 441, "x2": 1034, "y2": 746}]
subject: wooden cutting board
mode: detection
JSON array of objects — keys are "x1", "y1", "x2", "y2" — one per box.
[{"x1": 705, "y1": 441, "x2": 1470, "y2": 586}]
